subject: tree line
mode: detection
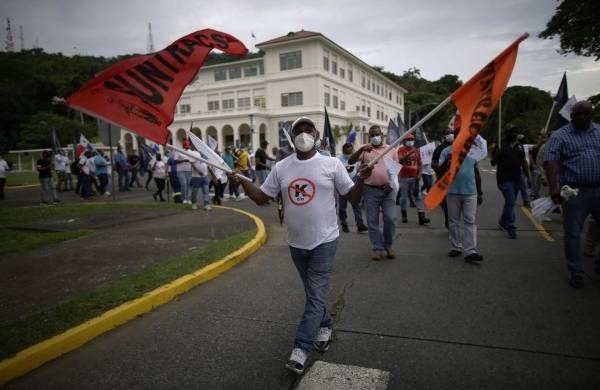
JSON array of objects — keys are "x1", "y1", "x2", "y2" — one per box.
[{"x1": 1, "y1": 49, "x2": 598, "y2": 155}]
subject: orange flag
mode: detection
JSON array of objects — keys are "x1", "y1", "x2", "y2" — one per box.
[{"x1": 424, "y1": 34, "x2": 528, "y2": 210}]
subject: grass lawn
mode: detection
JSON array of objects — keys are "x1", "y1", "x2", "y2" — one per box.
[
  {"x1": 0, "y1": 202, "x2": 184, "y2": 227},
  {"x1": 0, "y1": 228, "x2": 92, "y2": 256},
  {"x1": 0, "y1": 228, "x2": 256, "y2": 361},
  {"x1": 5, "y1": 171, "x2": 39, "y2": 186}
]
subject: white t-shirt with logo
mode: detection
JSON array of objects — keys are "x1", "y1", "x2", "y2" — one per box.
[
  {"x1": 188, "y1": 150, "x2": 208, "y2": 177},
  {"x1": 54, "y1": 154, "x2": 66, "y2": 171},
  {"x1": 260, "y1": 152, "x2": 354, "y2": 250},
  {"x1": 153, "y1": 160, "x2": 166, "y2": 179},
  {"x1": 79, "y1": 155, "x2": 90, "y2": 175},
  {"x1": 176, "y1": 150, "x2": 192, "y2": 172}
]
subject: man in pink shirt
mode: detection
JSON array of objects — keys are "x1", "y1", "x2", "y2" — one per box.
[{"x1": 349, "y1": 125, "x2": 399, "y2": 260}]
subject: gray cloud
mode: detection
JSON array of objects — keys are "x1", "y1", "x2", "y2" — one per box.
[{"x1": 2, "y1": 0, "x2": 598, "y2": 97}]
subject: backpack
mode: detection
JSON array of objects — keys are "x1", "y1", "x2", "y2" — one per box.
[{"x1": 70, "y1": 160, "x2": 81, "y2": 175}]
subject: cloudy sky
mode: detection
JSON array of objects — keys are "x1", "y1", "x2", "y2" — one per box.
[{"x1": 2, "y1": 0, "x2": 599, "y2": 98}]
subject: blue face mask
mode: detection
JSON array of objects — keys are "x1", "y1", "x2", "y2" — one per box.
[
  {"x1": 315, "y1": 139, "x2": 322, "y2": 149},
  {"x1": 371, "y1": 136, "x2": 382, "y2": 146}
]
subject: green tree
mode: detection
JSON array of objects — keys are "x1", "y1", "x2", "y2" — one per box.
[
  {"x1": 482, "y1": 86, "x2": 553, "y2": 145},
  {"x1": 16, "y1": 111, "x2": 96, "y2": 149},
  {"x1": 539, "y1": 0, "x2": 600, "y2": 60}
]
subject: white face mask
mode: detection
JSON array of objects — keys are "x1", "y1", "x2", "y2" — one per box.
[
  {"x1": 314, "y1": 139, "x2": 322, "y2": 150},
  {"x1": 445, "y1": 134, "x2": 455, "y2": 143},
  {"x1": 405, "y1": 141, "x2": 415, "y2": 147},
  {"x1": 294, "y1": 132, "x2": 315, "y2": 152},
  {"x1": 370, "y1": 136, "x2": 382, "y2": 146}
]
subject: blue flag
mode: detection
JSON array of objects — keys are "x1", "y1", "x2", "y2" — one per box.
[
  {"x1": 323, "y1": 106, "x2": 336, "y2": 156},
  {"x1": 409, "y1": 111, "x2": 428, "y2": 148},
  {"x1": 346, "y1": 125, "x2": 357, "y2": 145},
  {"x1": 554, "y1": 72, "x2": 569, "y2": 127},
  {"x1": 387, "y1": 119, "x2": 401, "y2": 146},
  {"x1": 51, "y1": 127, "x2": 61, "y2": 155}
]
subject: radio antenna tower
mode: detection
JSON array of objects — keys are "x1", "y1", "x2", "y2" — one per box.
[
  {"x1": 147, "y1": 22, "x2": 154, "y2": 53},
  {"x1": 5, "y1": 18, "x2": 14, "y2": 52},
  {"x1": 19, "y1": 25, "x2": 24, "y2": 50}
]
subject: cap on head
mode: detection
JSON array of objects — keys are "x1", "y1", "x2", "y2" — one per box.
[
  {"x1": 291, "y1": 117, "x2": 315, "y2": 131},
  {"x1": 405, "y1": 133, "x2": 415, "y2": 141},
  {"x1": 183, "y1": 139, "x2": 191, "y2": 148}
]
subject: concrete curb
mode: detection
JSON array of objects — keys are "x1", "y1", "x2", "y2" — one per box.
[{"x1": 0, "y1": 205, "x2": 267, "y2": 385}]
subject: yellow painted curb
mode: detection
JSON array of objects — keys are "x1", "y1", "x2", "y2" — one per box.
[
  {"x1": 0, "y1": 205, "x2": 266, "y2": 385},
  {"x1": 6, "y1": 183, "x2": 40, "y2": 190},
  {"x1": 520, "y1": 206, "x2": 555, "y2": 243}
]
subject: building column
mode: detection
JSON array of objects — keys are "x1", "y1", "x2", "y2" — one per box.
[
  {"x1": 233, "y1": 126, "x2": 240, "y2": 148},
  {"x1": 218, "y1": 129, "x2": 225, "y2": 151},
  {"x1": 31, "y1": 154, "x2": 35, "y2": 172},
  {"x1": 251, "y1": 130, "x2": 260, "y2": 152}
]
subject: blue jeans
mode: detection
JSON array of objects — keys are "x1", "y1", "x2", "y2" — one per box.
[
  {"x1": 190, "y1": 176, "x2": 209, "y2": 206},
  {"x1": 79, "y1": 174, "x2": 92, "y2": 199},
  {"x1": 177, "y1": 171, "x2": 192, "y2": 201},
  {"x1": 255, "y1": 169, "x2": 269, "y2": 186},
  {"x1": 39, "y1": 177, "x2": 58, "y2": 202},
  {"x1": 498, "y1": 181, "x2": 519, "y2": 233},
  {"x1": 562, "y1": 188, "x2": 600, "y2": 275},
  {"x1": 364, "y1": 185, "x2": 397, "y2": 251},
  {"x1": 339, "y1": 177, "x2": 364, "y2": 226},
  {"x1": 399, "y1": 177, "x2": 424, "y2": 211},
  {"x1": 118, "y1": 169, "x2": 129, "y2": 192},
  {"x1": 519, "y1": 172, "x2": 530, "y2": 204},
  {"x1": 289, "y1": 239, "x2": 337, "y2": 352}
]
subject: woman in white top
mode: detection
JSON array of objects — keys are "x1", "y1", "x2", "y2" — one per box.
[{"x1": 152, "y1": 154, "x2": 166, "y2": 202}]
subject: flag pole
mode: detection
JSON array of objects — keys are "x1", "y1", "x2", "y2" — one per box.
[
  {"x1": 165, "y1": 144, "x2": 252, "y2": 182},
  {"x1": 541, "y1": 101, "x2": 556, "y2": 135},
  {"x1": 369, "y1": 96, "x2": 452, "y2": 167},
  {"x1": 498, "y1": 97, "x2": 502, "y2": 149},
  {"x1": 108, "y1": 123, "x2": 116, "y2": 202}
]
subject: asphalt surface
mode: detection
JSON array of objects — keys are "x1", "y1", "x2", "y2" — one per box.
[{"x1": 4, "y1": 162, "x2": 600, "y2": 389}]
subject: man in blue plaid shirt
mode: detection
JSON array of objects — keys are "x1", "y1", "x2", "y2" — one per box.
[{"x1": 544, "y1": 101, "x2": 600, "y2": 288}]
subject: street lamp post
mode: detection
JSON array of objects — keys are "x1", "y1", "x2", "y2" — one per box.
[{"x1": 249, "y1": 113, "x2": 255, "y2": 150}]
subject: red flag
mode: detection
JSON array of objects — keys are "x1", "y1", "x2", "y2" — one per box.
[
  {"x1": 67, "y1": 29, "x2": 247, "y2": 145},
  {"x1": 424, "y1": 34, "x2": 527, "y2": 209}
]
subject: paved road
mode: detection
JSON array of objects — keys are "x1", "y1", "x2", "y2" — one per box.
[{"x1": 5, "y1": 163, "x2": 600, "y2": 389}]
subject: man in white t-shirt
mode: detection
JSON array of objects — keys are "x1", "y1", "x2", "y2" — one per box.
[
  {"x1": 188, "y1": 149, "x2": 210, "y2": 211},
  {"x1": 54, "y1": 151, "x2": 67, "y2": 191},
  {"x1": 175, "y1": 140, "x2": 193, "y2": 204},
  {"x1": 228, "y1": 117, "x2": 372, "y2": 375},
  {"x1": 0, "y1": 154, "x2": 10, "y2": 200}
]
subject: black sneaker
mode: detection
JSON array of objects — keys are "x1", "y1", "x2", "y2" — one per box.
[
  {"x1": 448, "y1": 249, "x2": 462, "y2": 258},
  {"x1": 569, "y1": 274, "x2": 584, "y2": 288},
  {"x1": 357, "y1": 224, "x2": 368, "y2": 234},
  {"x1": 341, "y1": 223, "x2": 349, "y2": 233},
  {"x1": 285, "y1": 348, "x2": 308, "y2": 374},
  {"x1": 314, "y1": 327, "x2": 332, "y2": 352},
  {"x1": 465, "y1": 253, "x2": 484, "y2": 262}
]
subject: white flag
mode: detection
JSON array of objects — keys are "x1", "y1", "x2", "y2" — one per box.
[
  {"x1": 79, "y1": 134, "x2": 94, "y2": 152},
  {"x1": 207, "y1": 134, "x2": 218, "y2": 151},
  {"x1": 559, "y1": 95, "x2": 577, "y2": 121},
  {"x1": 187, "y1": 131, "x2": 230, "y2": 173},
  {"x1": 467, "y1": 135, "x2": 488, "y2": 162},
  {"x1": 383, "y1": 155, "x2": 401, "y2": 194}
]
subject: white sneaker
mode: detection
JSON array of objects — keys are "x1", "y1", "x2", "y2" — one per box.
[
  {"x1": 204, "y1": 205, "x2": 212, "y2": 211},
  {"x1": 104, "y1": 192, "x2": 111, "y2": 196},
  {"x1": 285, "y1": 348, "x2": 308, "y2": 374},
  {"x1": 236, "y1": 194, "x2": 246, "y2": 201},
  {"x1": 224, "y1": 194, "x2": 231, "y2": 199},
  {"x1": 314, "y1": 327, "x2": 332, "y2": 352},
  {"x1": 191, "y1": 204, "x2": 198, "y2": 210}
]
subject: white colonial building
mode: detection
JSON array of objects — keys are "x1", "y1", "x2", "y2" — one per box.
[{"x1": 119, "y1": 30, "x2": 406, "y2": 154}]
